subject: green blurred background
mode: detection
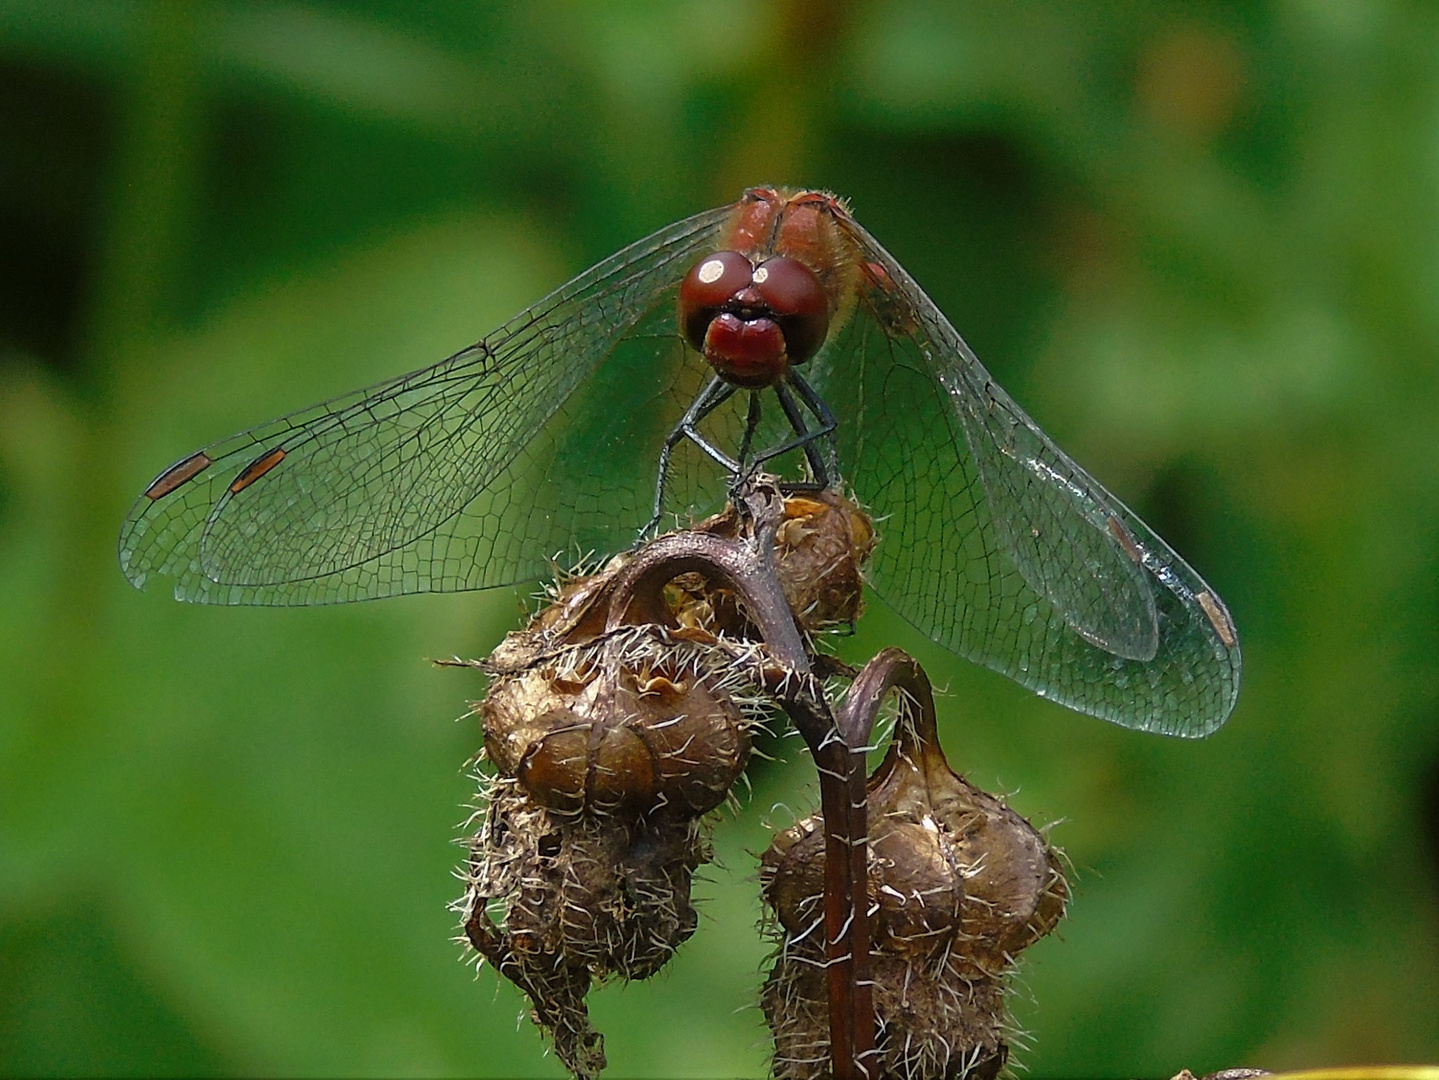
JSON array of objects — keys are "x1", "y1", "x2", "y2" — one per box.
[{"x1": 2, "y1": 1, "x2": 1436, "y2": 1076}]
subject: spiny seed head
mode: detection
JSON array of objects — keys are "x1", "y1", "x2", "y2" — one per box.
[
  {"x1": 670, "y1": 492, "x2": 874, "y2": 638},
  {"x1": 463, "y1": 562, "x2": 771, "y2": 1078},
  {"x1": 772, "y1": 492, "x2": 874, "y2": 630},
  {"x1": 464, "y1": 781, "x2": 709, "y2": 979},
  {"x1": 459, "y1": 779, "x2": 713, "y2": 1078},
  {"x1": 481, "y1": 629, "x2": 755, "y2": 818},
  {"x1": 759, "y1": 709, "x2": 1068, "y2": 1079}
]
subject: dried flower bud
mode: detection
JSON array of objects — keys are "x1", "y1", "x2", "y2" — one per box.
[
  {"x1": 669, "y1": 491, "x2": 874, "y2": 639},
  {"x1": 465, "y1": 779, "x2": 709, "y2": 978},
  {"x1": 460, "y1": 778, "x2": 711, "y2": 1078},
  {"x1": 461, "y1": 561, "x2": 773, "y2": 1078},
  {"x1": 760, "y1": 704, "x2": 1068, "y2": 1079},
  {"x1": 772, "y1": 492, "x2": 874, "y2": 630},
  {"x1": 481, "y1": 627, "x2": 754, "y2": 817}
]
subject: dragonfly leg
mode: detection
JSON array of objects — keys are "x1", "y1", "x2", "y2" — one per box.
[
  {"x1": 736, "y1": 391, "x2": 763, "y2": 471},
  {"x1": 645, "y1": 375, "x2": 739, "y2": 536},
  {"x1": 787, "y1": 371, "x2": 840, "y2": 486},
  {"x1": 751, "y1": 373, "x2": 839, "y2": 489}
]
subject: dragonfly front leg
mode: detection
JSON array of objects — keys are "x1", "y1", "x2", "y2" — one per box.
[
  {"x1": 735, "y1": 391, "x2": 763, "y2": 474},
  {"x1": 787, "y1": 371, "x2": 839, "y2": 487},
  {"x1": 753, "y1": 373, "x2": 839, "y2": 490},
  {"x1": 645, "y1": 375, "x2": 739, "y2": 537}
]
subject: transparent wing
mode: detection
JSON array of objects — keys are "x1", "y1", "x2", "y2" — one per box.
[
  {"x1": 810, "y1": 221, "x2": 1241, "y2": 736},
  {"x1": 118, "y1": 205, "x2": 736, "y2": 605}
]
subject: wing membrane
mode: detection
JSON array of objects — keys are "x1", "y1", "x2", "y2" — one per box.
[
  {"x1": 811, "y1": 221, "x2": 1241, "y2": 736},
  {"x1": 118, "y1": 206, "x2": 733, "y2": 604},
  {"x1": 119, "y1": 191, "x2": 1240, "y2": 735}
]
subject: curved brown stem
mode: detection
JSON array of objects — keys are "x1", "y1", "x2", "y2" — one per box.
[
  {"x1": 602, "y1": 528, "x2": 811, "y2": 673},
  {"x1": 830, "y1": 648, "x2": 939, "y2": 1076},
  {"x1": 838, "y1": 646, "x2": 938, "y2": 752},
  {"x1": 600, "y1": 481, "x2": 877, "y2": 1079}
]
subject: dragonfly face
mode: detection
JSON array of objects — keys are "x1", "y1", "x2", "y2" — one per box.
[
  {"x1": 678, "y1": 189, "x2": 856, "y2": 388},
  {"x1": 119, "y1": 187, "x2": 1241, "y2": 737}
]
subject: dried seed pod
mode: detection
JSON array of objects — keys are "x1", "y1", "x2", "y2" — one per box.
[
  {"x1": 760, "y1": 699, "x2": 1068, "y2": 1079},
  {"x1": 464, "y1": 778, "x2": 709, "y2": 979},
  {"x1": 460, "y1": 778, "x2": 711, "y2": 1078},
  {"x1": 671, "y1": 491, "x2": 874, "y2": 638},
  {"x1": 772, "y1": 492, "x2": 874, "y2": 630},
  {"x1": 480, "y1": 627, "x2": 754, "y2": 817},
  {"x1": 463, "y1": 576, "x2": 772, "y2": 1077}
]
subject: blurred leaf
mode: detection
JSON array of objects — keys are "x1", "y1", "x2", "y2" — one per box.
[{"x1": 2, "y1": 1, "x2": 1438, "y2": 1076}]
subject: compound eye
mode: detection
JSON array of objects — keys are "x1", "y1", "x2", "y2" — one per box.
[
  {"x1": 679, "y1": 250, "x2": 754, "y2": 351},
  {"x1": 753, "y1": 256, "x2": 829, "y2": 363}
]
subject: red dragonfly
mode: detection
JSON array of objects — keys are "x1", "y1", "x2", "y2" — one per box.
[{"x1": 119, "y1": 188, "x2": 1241, "y2": 736}]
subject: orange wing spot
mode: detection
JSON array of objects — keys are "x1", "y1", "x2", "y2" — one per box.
[
  {"x1": 145, "y1": 451, "x2": 213, "y2": 500},
  {"x1": 1107, "y1": 515, "x2": 1144, "y2": 564},
  {"x1": 229, "y1": 447, "x2": 287, "y2": 494},
  {"x1": 1197, "y1": 589, "x2": 1238, "y2": 648}
]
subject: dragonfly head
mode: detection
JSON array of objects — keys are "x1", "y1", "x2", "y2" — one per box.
[{"x1": 679, "y1": 249, "x2": 829, "y2": 387}]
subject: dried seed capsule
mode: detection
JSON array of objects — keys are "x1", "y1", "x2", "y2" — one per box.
[
  {"x1": 463, "y1": 600, "x2": 770, "y2": 1076},
  {"x1": 772, "y1": 492, "x2": 874, "y2": 630},
  {"x1": 760, "y1": 704, "x2": 1068, "y2": 1079},
  {"x1": 460, "y1": 779, "x2": 711, "y2": 1078},
  {"x1": 480, "y1": 628, "x2": 754, "y2": 817},
  {"x1": 464, "y1": 779, "x2": 709, "y2": 980},
  {"x1": 668, "y1": 491, "x2": 874, "y2": 638}
]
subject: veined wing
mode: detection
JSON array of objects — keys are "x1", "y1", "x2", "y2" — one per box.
[
  {"x1": 811, "y1": 221, "x2": 1241, "y2": 736},
  {"x1": 118, "y1": 205, "x2": 734, "y2": 605}
]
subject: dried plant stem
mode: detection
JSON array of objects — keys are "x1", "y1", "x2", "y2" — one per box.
[{"x1": 603, "y1": 479, "x2": 878, "y2": 1079}]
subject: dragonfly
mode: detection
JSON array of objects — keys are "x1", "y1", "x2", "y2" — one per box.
[{"x1": 119, "y1": 187, "x2": 1241, "y2": 737}]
